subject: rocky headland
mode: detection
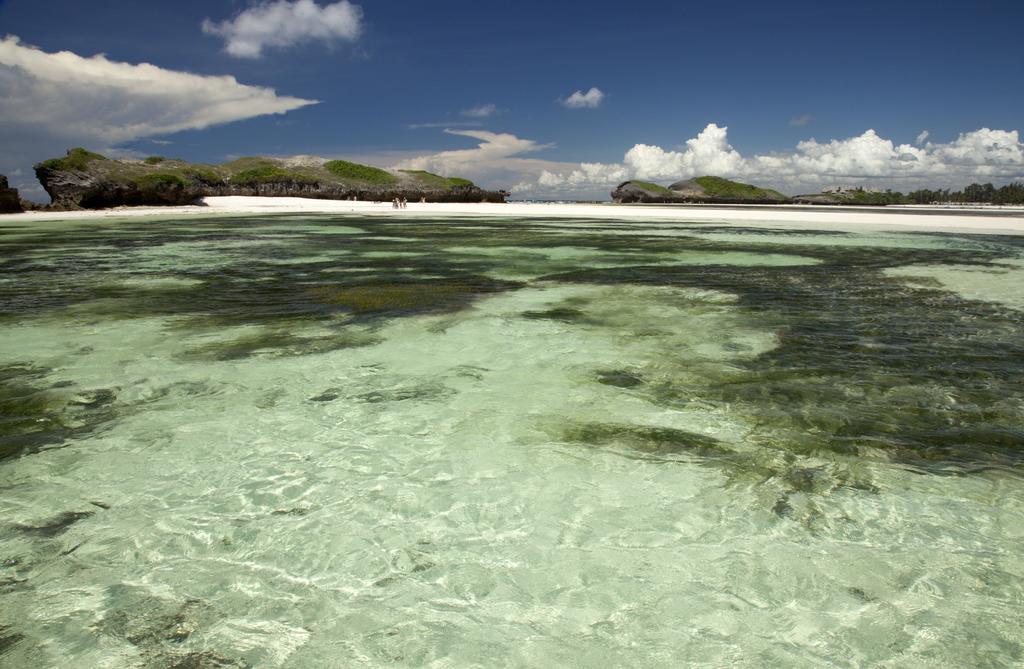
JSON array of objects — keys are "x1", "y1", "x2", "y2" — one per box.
[
  {"x1": 612, "y1": 176, "x2": 788, "y2": 204},
  {"x1": 32, "y1": 149, "x2": 508, "y2": 210},
  {"x1": 0, "y1": 175, "x2": 23, "y2": 213},
  {"x1": 611, "y1": 176, "x2": 931, "y2": 206}
]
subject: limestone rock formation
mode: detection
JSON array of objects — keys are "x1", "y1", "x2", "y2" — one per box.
[
  {"x1": 612, "y1": 176, "x2": 788, "y2": 204},
  {"x1": 33, "y1": 149, "x2": 508, "y2": 210},
  {"x1": 609, "y1": 180, "x2": 677, "y2": 203},
  {"x1": 0, "y1": 175, "x2": 23, "y2": 213}
]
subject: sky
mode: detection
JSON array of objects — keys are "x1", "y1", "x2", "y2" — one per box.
[{"x1": 1, "y1": 0, "x2": 1022, "y2": 201}]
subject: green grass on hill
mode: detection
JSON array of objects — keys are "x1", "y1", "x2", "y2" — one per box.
[
  {"x1": 693, "y1": 176, "x2": 786, "y2": 200},
  {"x1": 325, "y1": 160, "x2": 398, "y2": 184},
  {"x1": 34, "y1": 151, "x2": 479, "y2": 193},
  {"x1": 182, "y1": 168, "x2": 225, "y2": 185},
  {"x1": 231, "y1": 165, "x2": 318, "y2": 185},
  {"x1": 399, "y1": 170, "x2": 476, "y2": 189},
  {"x1": 38, "y1": 148, "x2": 108, "y2": 171},
  {"x1": 132, "y1": 173, "x2": 186, "y2": 188},
  {"x1": 630, "y1": 181, "x2": 674, "y2": 195}
]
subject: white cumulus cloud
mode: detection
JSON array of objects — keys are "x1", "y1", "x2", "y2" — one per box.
[
  {"x1": 517, "y1": 123, "x2": 1024, "y2": 198},
  {"x1": 916, "y1": 130, "x2": 930, "y2": 145},
  {"x1": 0, "y1": 35, "x2": 317, "y2": 198},
  {"x1": 202, "y1": 0, "x2": 363, "y2": 59},
  {"x1": 561, "y1": 87, "x2": 605, "y2": 109}
]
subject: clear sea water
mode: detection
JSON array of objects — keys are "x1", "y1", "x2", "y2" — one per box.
[{"x1": 1, "y1": 214, "x2": 1022, "y2": 668}]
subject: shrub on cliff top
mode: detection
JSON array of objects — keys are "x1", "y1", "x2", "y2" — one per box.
[
  {"x1": 324, "y1": 160, "x2": 398, "y2": 185},
  {"x1": 630, "y1": 181, "x2": 674, "y2": 195},
  {"x1": 133, "y1": 173, "x2": 186, "y2": 188},
  {"x1": 232, "y1": 165, "x2": 318, "y2": 185},
  {"x1": 38, "y1": 148, "x2": 108, "y2": 171},
  {"x1": 144, "y1": 156, "x2": 166, "y2": 165},
  {"x1": 182, "y1": 168, "x2": 225, "y2": 185},
  {"x1": 693, "y1": 176, "x2": 786, "y2": 200},
  {"x1": 399, "y1": 169, "x2": 475, "y2": 189}
]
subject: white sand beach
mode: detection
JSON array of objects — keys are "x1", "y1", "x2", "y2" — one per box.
[{"x1": 4, "y1": 196, "x2": 1024, "y2": 235}]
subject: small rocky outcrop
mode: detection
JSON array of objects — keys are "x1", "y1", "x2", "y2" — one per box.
[
  {"x1": 612, "y1": 175, "x2": 789, "y2": 204},
  {"x1": 0, "y1": 175, "x2": 23, "y2": 213},
  {"x1": 610, "y1": 180, "x2": 677, "y2": 203},
  {"x1": 33, "y1": 149, "x2": 508, "y2": 210},
  {"x1": 791, "y1": 193, "x2": 847, "y2": 205}
]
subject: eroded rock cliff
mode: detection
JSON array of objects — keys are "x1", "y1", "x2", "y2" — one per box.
[
  {"x1": 0, "y1": 175, "x2": 23, "y2": 213},
  {"x1": 33, "y1": 150, "x2": 508, "y2": 210}
]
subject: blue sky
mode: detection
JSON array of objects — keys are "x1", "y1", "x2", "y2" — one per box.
[{"x1": 1, "y1": 0, "x2": 1022, "y2": 199}]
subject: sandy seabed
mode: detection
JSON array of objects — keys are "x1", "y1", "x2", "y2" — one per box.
[
  {"x1": 2, "y1": 198, "x2": 1024, "y2": 667},
  {"x1": 4, "y1": 196, "x2": 1024, "y2": 235}
]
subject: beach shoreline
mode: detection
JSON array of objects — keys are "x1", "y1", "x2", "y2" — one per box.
[{"x1": 4, "y1": 196, "x2": 1024, "y2": 235}]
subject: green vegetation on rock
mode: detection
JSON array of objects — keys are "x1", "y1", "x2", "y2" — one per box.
[
  {"x1": 133, "y1": 173, "x2": 187, "y2": 188},
  {"x1": 232, "y1": 165, "x2": 318, "y2": 185},
  {"x1": 38, "y1": 148, "x2": 108, "y2": 171},
  {"x1": 32, "y1": 150, "x2": 498, "y2": 208},
  {"x1": 692, "y1": 176, "x2": 787, "y2": 200},
  {"x1": 325, "y1": 160, "x2": 398, "y2": 184},
  {"x1": 181, "y1": 168, "x2": 225, "y2": 185},
  {"x1": 399, "y1": 170, "x2": 476, "y2": 190},
  {"x1": 631, "y1": 181, "x2": 675, "y2": 195}
]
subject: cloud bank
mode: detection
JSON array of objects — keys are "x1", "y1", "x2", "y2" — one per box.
[
  {"x1": 393, "y1": 129, "x2": 572, "y2": 188},
  {"x1": 561, "y1": 87, "x2": 604, "y2": 109},
  {"x1": 520, "y1": 123, "x2": 1024, "y2": 198},
  {"x1": 203, "y1": 0, "x2": 363, "y2": 58},
  {"x1": 0, "y1": 35, "x2": 317, "y2": 196}
]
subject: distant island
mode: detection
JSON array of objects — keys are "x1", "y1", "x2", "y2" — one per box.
[
  {"x1": 613, "y1": 176, "x2": 1024, "y2": 206},
  {"x1": 2, "y1": 153, "x2": 1023, "y2": 213},
  {"x1": 16, "y1": 148, "x2": 508, "y2": 211},
  {"x1": 613, "y1": 176, "x2": 787, "y2": 204}
]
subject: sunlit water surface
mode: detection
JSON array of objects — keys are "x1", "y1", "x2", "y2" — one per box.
[{"x1": 1, "y1": 214, "x2": 1023, "y2": 667}]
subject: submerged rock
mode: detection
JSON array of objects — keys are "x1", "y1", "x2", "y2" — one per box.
[
  {"x1": 595, "y1": 369, "x2": 645, "y2": 388},
  {"x1": 0, "y1": 367, "x2": 123, "y2": 461},
  {"x1": 309, "y1": 389, "x2": 341, "y2": 403},
  {"x1": 68, "y1": 388, "x2": 117, "y2": 409},
  {"x1": 0, "y1": 625, "x2": 25, "y2": 653},
  {"x1": 355, "y1": 381, "x2": 455, "y2": 404},
  {"x1": 96, "y1": 586, "x2": 227, "y2": 661},
  {"x1": 561, "y1": 421, "x2": 733, "y2": 458},
  {"x1": 15, "y1": 510, "x2": 94, "y2": 538},
  {"x1": 521, "y1": 307, "x2": 593, "y2": 323},
  {"x1": 162, "y1": 651, "x2": 251, "y2": 669},
  {"x1": 312, "y1": 277, "x2": 521, "y2": 316}
]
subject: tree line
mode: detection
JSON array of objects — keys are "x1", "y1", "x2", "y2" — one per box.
[{"x1": 905, "y1": 182, "x2": 1024, "y2": 205}]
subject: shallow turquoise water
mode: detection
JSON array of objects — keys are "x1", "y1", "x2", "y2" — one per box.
[{"x1": 1, "y1": 214, "x2": 1023, "y2": 667}]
